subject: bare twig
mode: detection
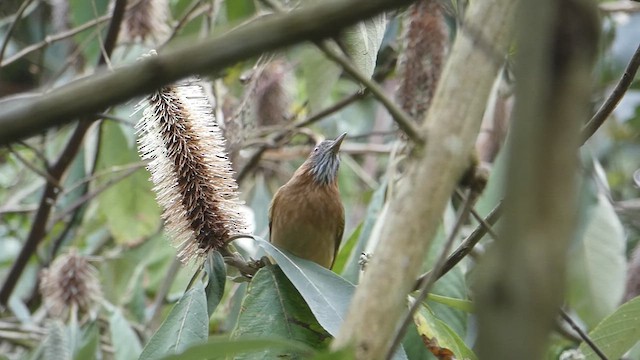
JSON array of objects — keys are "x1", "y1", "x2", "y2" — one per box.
[
  {"x1": 1, "y1": 14, "x2": 111, "y2": 67},
  {"x1": 414, "y1": 201, "x2": 503, "y2": 290},
  {"x1": 316, "y1": 41, "x2": 423, "y2": 144},
  {"x1": 7, "y1": 145, "x2": 61, "y2": 189},
  {"x1": 0, "y1": 0, "x2": 36, "y2": 65},
  {"x1": 559, "y1": 309, "x2": 608, "y2": 360},
  {"x1": 581, "y1": 42, "x2": 640, "y2": 144},
  {"x1": 0, "y1": 0, "x2": 128, "y2": 307},
  {"x1": 386, "y1": 190, "x2": 476, "y2": 359},
  {"x1": 236, "y1": 90, "x2": 367, "y2": 182}
]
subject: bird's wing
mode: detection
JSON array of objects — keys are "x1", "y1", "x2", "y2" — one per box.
[
  {"x1": 331, "y1": 203, "x2": 345, "y2": 269},
  {"x1": 268, "y1": 187, "x2": 281, "y2": 242}
]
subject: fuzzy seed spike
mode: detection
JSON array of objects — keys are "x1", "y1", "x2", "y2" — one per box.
[{"x1": 136, "y1": 80, "x2": 247, "y2": 262}]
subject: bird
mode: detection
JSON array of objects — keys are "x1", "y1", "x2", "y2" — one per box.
[{"x1": 268, "y1": 133, "x2": 346, "y2": 269}]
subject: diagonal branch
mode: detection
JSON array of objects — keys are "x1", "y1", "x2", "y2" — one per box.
[{"x1": 0, "y1": 0, "x2": 415, "y2": 146}]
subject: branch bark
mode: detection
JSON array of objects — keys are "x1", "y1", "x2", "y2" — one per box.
[
  {"x1": 331, "y1": 0, "x2": 517, "y2": 358},
  {"x1": 0, "y1": 0, "x2": 413, "y2": 146},
  {"x1": 473, "y1": 0, "x2": 600, "y2": 358}
]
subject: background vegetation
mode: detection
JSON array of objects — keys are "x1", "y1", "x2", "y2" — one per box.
[{"x1": 0, "y1": 0, "x2": 639, "y2": 359}]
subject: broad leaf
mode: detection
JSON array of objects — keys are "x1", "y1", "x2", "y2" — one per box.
[
  {"x1": 256, "y1": 238, "x2": 408, "y2": 360},
  {"x1": 568, "y1": 192, "x2": 626, "y2": 327},
  {"x1": 161, "y1": 336, "x2": 315, "y2": 360},
  {"x1": 205, "y1": 251, "x2": 227, "y2": 316},
  {"x1": 339, "y1": 15, "x2": 387, "y2": 79},
  {"x1": 300, "y1": 46, "x2": 342, "y2": 114},
  {"x1": 96, "y1": 122, "x2": 161, "y2": 245},
  {"x1": 413, "y1": 305, "x2": 477, "y2": 360},
  {"x1": 139, "y1": 282, "x2": 208, "y2": 360},
  {"x1": 109, "y1": 309, "x2": 142, "y2": 360},
  {"x1": 578, "y1": 296, "x2": 640, "y2": 360},
  {"x1": 231, "y1": 266, "x2": 331, "y2": 359},
  {"x1": 74, "y1": 321, "x2": 99, "y2": 360}
]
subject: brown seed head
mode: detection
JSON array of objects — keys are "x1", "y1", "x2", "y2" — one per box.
[
  {"x1": 136, "y1": 80, "x2": 248, "y2": 262},
  {"x1": 39, "y1": 250, "x2": 102, "y2": 319}
]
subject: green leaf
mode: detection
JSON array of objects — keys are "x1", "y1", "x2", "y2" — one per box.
[
  {"x1": 256, "y1": 238, "x2": 353, "y2": 337},
  {"x1": 231, "y1": 266, "x2": 330, "y2": 359},
  {"x1": 300, "y1": 45, "x2": 342, "y2": 114},
  {"x1": 205, "y1": 251, "x2": 227, "y2": 317},
  {"x1": 109, "y1": 308, "x2": 143, "y2": 360},
  {"x1": 139, "y1": 282, "x2": 208, "y2": 360},
  {"x1": 42, "y1": 321, "x2": 71, "y2": 360},
  {"x1": 341, "y1": 178, "x2": 387, "y2": 283},
  {"x1": 96, "y1": 122, "x2": 161, "y2": 245},
  {"x1": 225, "y1": 0, "x2": 256, "y2": 22},
  {"x1": 73, "y1": 321, "x2": 99, "y2": 360},
  {"x1": 339, "y1": 14, "x2": 387, "y2": 79},
  {"x1": 578, "y1": 296, "x2": 640, "y2": 359},
  {"x1": 426, "y1": 294, "x2": 474, "y2": 313},
  {"x1": 568, "y1": 192, "x2": 626, "y2": 327},
  {"x1": 256, "y1": 238, "x2": 408, "y2": 360},
  {"x1": 413, "y1": 305, "x2": 477, "y2": 360},
  {"x1": 161, "y1": 336, "x2": 315, "y2": 360},
  {"x1": 310, "y1": 348, "x2": 356, "y2": 360},
  {"x1": 332, "y1": 223, "x2": 361, "y2": 275}
]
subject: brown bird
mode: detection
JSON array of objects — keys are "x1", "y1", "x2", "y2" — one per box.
[{"x1": 268, "y1": 133, "x2": 346, "y2": 269}]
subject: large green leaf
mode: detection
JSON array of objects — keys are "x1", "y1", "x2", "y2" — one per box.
[
  {"x1": 74, "y1": 321, "x2": 99, "y2": 360},
  {"x1": 339, "y1": 14, "x2": 387, "y2": 79},
  {"x1": 568, "y1": 192, "x2": 626, "y2": 327},
  {"x1": 161, "y1": 336, "x2": 315, "y2": 360},
  {"x1": 341, "y1": 178, "x2": 387, "y2": 283},
  {"x1": 256, "y1": 238, "x2": 408, "y2": 360},
  {"x1": 109, "y1": 308, "x2": 143, "y2": 360},
  {"x1": 96, "y1": 122, "x2": 161, "y2": 245},
  {"x1": 231, "y1": 266, "x2": 331, "y2": 359},
  {"x1": 300, "y1": 45, "x2": 342, "y2": 114},
  {"x1": 205, "y1": 251, "x2": 227, "y2": 317},
  {"x1": 256, "y1": 238, "x2": 353, "y2": 337},
  {"x1": 413, "y1": 305, "x2": 477, "y2": 360},
  {"x1": 139, "y1": 282, "x2": 208, "y2": 360},
  {"x1": 578, "y1": 296, "x2": 640, "y2": 359}
]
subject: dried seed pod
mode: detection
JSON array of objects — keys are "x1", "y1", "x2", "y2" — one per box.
[
  {"x1": 396, "y1": 0, "x2": 449, "y2": 122},
  {"x1": 40, "y1": 250, "x2": 102, "y2": 319},
  {"x1": 120, "y1": 0, "x2": 170, "y2": 44},
  {"x1": 254, "y1": 59, "x2": 291, "y2": 127},
  {"x1": 136, "y1": 80, "x2": 247, "y2": 262}
]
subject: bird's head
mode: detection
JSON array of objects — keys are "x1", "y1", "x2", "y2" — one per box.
[{"x1": 306, "y1": 132, "x2": 346, "y2": 186}]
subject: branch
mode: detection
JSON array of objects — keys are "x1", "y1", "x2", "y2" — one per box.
[
  {"x1": 559, "y1": 309, "x2": 608, "y2": 360},
  {"x1": 0, "y1": 0, "x2": 128, "y2": 307},
  {"x1": 581, "y1": 42, "x2": 640, "y2": 144},
  {"x1": 0, "y1": 0, "x2": 415, "y2": 146},
  {"x1": 0, "y1": 0, "x2": 36, "y2": 65},
  {"x1": 473, "y1": 0, "x2": 600, "y2": 358},
  {"x1": 332, "y1": 0, "x2": 518, "y2": 357}
]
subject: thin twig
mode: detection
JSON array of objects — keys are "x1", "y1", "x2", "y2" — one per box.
[
  {"x1": 413, "y1": 201, "x2": 503, "y2": 290},
  {"x1": 0, "y1": 0, "x2": 128, "y2": 308},
  {"x1": 236, "y1": 90, "x2": 367, "y2": 182},
  {"x1": 386, "y1": 190, "x2": 476, "y2": 360},
  {"x1": 148, "y1": 258, "x2": 182, "y2": 326},
  {"x1": 559, "y1": 309, "x2": 608, "y2": 360},
  {"x1": 7, "y1": 145, "x2": 62, "y2": 189},
  {"x1": 1, "y1": 14, "x2": 111, "y2": 67},
  {"x1": 316, "y1": 41, "x2": 424, "y2": 145},
  {"x1": 0, "y1": 0, "x2": 36, "y2": 65},
  {"x1": 260, "y1": 0, "x2": 423, "y2": 144},
  {"x1": 165, "y1": 0, "x2": 206, "y2": 44},
  {"x1": 581, "y1": 42, "x2": 640, "y2": 144}
]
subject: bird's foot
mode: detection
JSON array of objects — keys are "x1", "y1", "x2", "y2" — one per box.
[{"x1": 358, "y1": 252, "x2": 372, "y2": 270}]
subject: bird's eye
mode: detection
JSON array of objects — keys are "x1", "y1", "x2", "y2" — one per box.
[{"x1": 313, "y1": 147, "x2": 319, "y2": 152}]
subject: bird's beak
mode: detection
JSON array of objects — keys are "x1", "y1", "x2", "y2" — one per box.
[{"x1": 329, "y1": 132, "x2": 347, "y2": 154}]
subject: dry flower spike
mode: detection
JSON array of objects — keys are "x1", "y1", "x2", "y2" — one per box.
[
  {"x1": 136, "y1": 79, "x2": 247, "y2": 262},
  {"x1": 39, "y1": 250, "x2": 102, "y2": 319}
]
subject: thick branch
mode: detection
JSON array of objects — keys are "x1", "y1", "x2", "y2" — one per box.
[
  {"x1": 473, "y1": 0, "x2": 600, "y2": 358},
  {"x1": 332, "y1": 0, "x2": 517, "y2": 358},
  {"x1": 0, "y1": 0, "x2": 414, "y2": 145}
]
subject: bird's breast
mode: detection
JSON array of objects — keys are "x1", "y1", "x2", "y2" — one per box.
[{"x1": 270, "y1": 182, "x2": 344, "y2": 268}]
